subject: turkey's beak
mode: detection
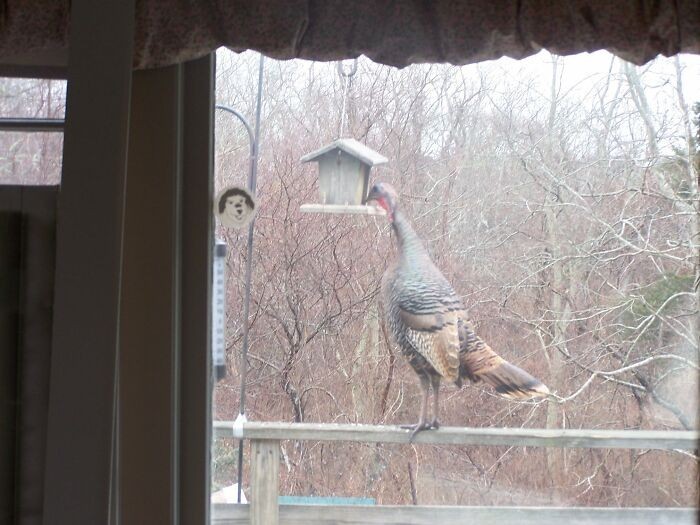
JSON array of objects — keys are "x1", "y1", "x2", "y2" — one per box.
[
  {"x1": 365, "y1": 192, "x2": 391, "y2": 220},
  {"x1": 365, "y1": 187, "x2": 381, "y2": 206},
  {"x1": 365, "y1": 193, "x2": 383, "y2": 216}
]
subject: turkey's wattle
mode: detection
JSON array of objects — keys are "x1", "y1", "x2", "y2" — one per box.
[{"x1": 366, "y1": 182, "x2": 549, "y2": 437}]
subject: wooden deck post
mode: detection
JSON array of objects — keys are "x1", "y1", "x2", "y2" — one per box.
[{"x1": 250, "y1": 439, "x2": 279, "y2": 525}]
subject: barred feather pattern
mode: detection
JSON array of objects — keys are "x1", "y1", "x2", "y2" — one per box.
[
  {"x1": 458, "y1": 319, "x2": 549, "y2": 399},
  {"x1": 383, "y1": 208, "x2": 549, "y2": 400}
]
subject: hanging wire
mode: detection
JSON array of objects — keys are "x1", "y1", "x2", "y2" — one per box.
[{"x1": 337, "y1": 59, "x2": 358, "y2": 138}]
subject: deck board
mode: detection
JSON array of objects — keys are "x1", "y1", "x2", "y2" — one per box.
[
  {"x1": 212, "y1": 504, "x2": 698, "y2": 525},
  {"x1": 213, "y1": 421, "x2": 699, "y2": 450}
]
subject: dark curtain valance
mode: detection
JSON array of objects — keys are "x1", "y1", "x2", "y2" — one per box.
[{"x1": 1, "y1": 1, "x2": 699, "y2": 69}]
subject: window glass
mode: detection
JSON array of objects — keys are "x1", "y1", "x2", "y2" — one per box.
[
  {"x1": 212, "y1": 48, "x2": 699, "y2": 509},
  {"x1": 0, "y1": 78, "x2": 65, "y2": 185}
]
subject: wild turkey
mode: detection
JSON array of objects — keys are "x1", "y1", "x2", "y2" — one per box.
[{"x1": 366, "y1": 182, "x2": 549, "y2": 436}]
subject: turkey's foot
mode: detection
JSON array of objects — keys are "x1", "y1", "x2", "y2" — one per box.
[{"x1": 401, "y1": 422, "x2": 434, "y2": 441}]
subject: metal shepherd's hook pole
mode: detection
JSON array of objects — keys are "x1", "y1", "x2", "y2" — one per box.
[
  {"x1": 241, "y1": 55, "x2": 265, "y2": 418},
  {"x1": 237, "y1": 52, "x2": 265, "y2": 504},
  {"x1": 215, "y1": 52, "x2": 264, "y2": 505}
]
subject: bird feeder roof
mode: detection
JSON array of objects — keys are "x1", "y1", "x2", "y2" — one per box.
[{"x1": 300, "y1": 138, "x2": 388, "y2": 167}]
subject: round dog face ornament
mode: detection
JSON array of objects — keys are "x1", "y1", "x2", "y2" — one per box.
[{"x1": 215, "y1": 186, "x2": 256, "y2": 229}]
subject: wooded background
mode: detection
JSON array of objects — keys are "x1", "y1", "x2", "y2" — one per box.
[
  {"x1": 212, "y1": 50, "x2": 699, "y2": 507},
  {"x1": 1, "y1": 49, "x2": 697, "y2": 507}
]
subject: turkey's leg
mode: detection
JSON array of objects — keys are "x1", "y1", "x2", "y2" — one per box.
[
  {"x1": 401, "y1": 374, "x2": 432, "y2": 439},
  {"x1": 429, "y1": 375, "x2": 441, "y2": 429}
]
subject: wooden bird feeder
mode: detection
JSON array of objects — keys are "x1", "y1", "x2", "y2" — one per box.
[{"x1": 300, "y1": 138, "x2": 387, "y2": 215}]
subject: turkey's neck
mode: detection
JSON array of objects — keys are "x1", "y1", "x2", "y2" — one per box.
[{"x1": 391, "y1": 209, "x2": 429, "y2": 263}]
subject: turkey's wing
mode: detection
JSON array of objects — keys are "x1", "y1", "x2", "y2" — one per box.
[{"x1": 399, "y1": 306, "x2": 461, "y2": 382}]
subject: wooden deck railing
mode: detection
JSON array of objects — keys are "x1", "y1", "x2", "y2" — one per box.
[{"x1": 212, "y1": 422, "x2": 700, "y2": 525}]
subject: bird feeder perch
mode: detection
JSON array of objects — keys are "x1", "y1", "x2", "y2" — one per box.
[{"x1": 300, "y1": 138, "x2": 387, "y2": 215}]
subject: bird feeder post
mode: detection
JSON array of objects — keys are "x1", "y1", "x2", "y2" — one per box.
[
  {"x1": 300, "y1": 138, "x2": 388, "y2": 215},
  {"x1": 250, "y1": 438, "x2": 280, "y2": 525}
]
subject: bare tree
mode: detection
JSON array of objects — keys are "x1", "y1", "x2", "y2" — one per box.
[{"x1": 209, "y1": 49, "x2": 699, "y2": 506}]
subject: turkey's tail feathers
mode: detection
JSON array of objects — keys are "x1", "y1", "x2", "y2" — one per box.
[
  {"x1": 458, "y1": 328, "x2": 550, "y2": 400},
  {"x1": 477, "y1": 359, "x2": 550, "y2": 400}
]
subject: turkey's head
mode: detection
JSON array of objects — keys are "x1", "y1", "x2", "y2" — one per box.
[{"x1": 366, "y1": 182, "x2": 398, "y2": 222}]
